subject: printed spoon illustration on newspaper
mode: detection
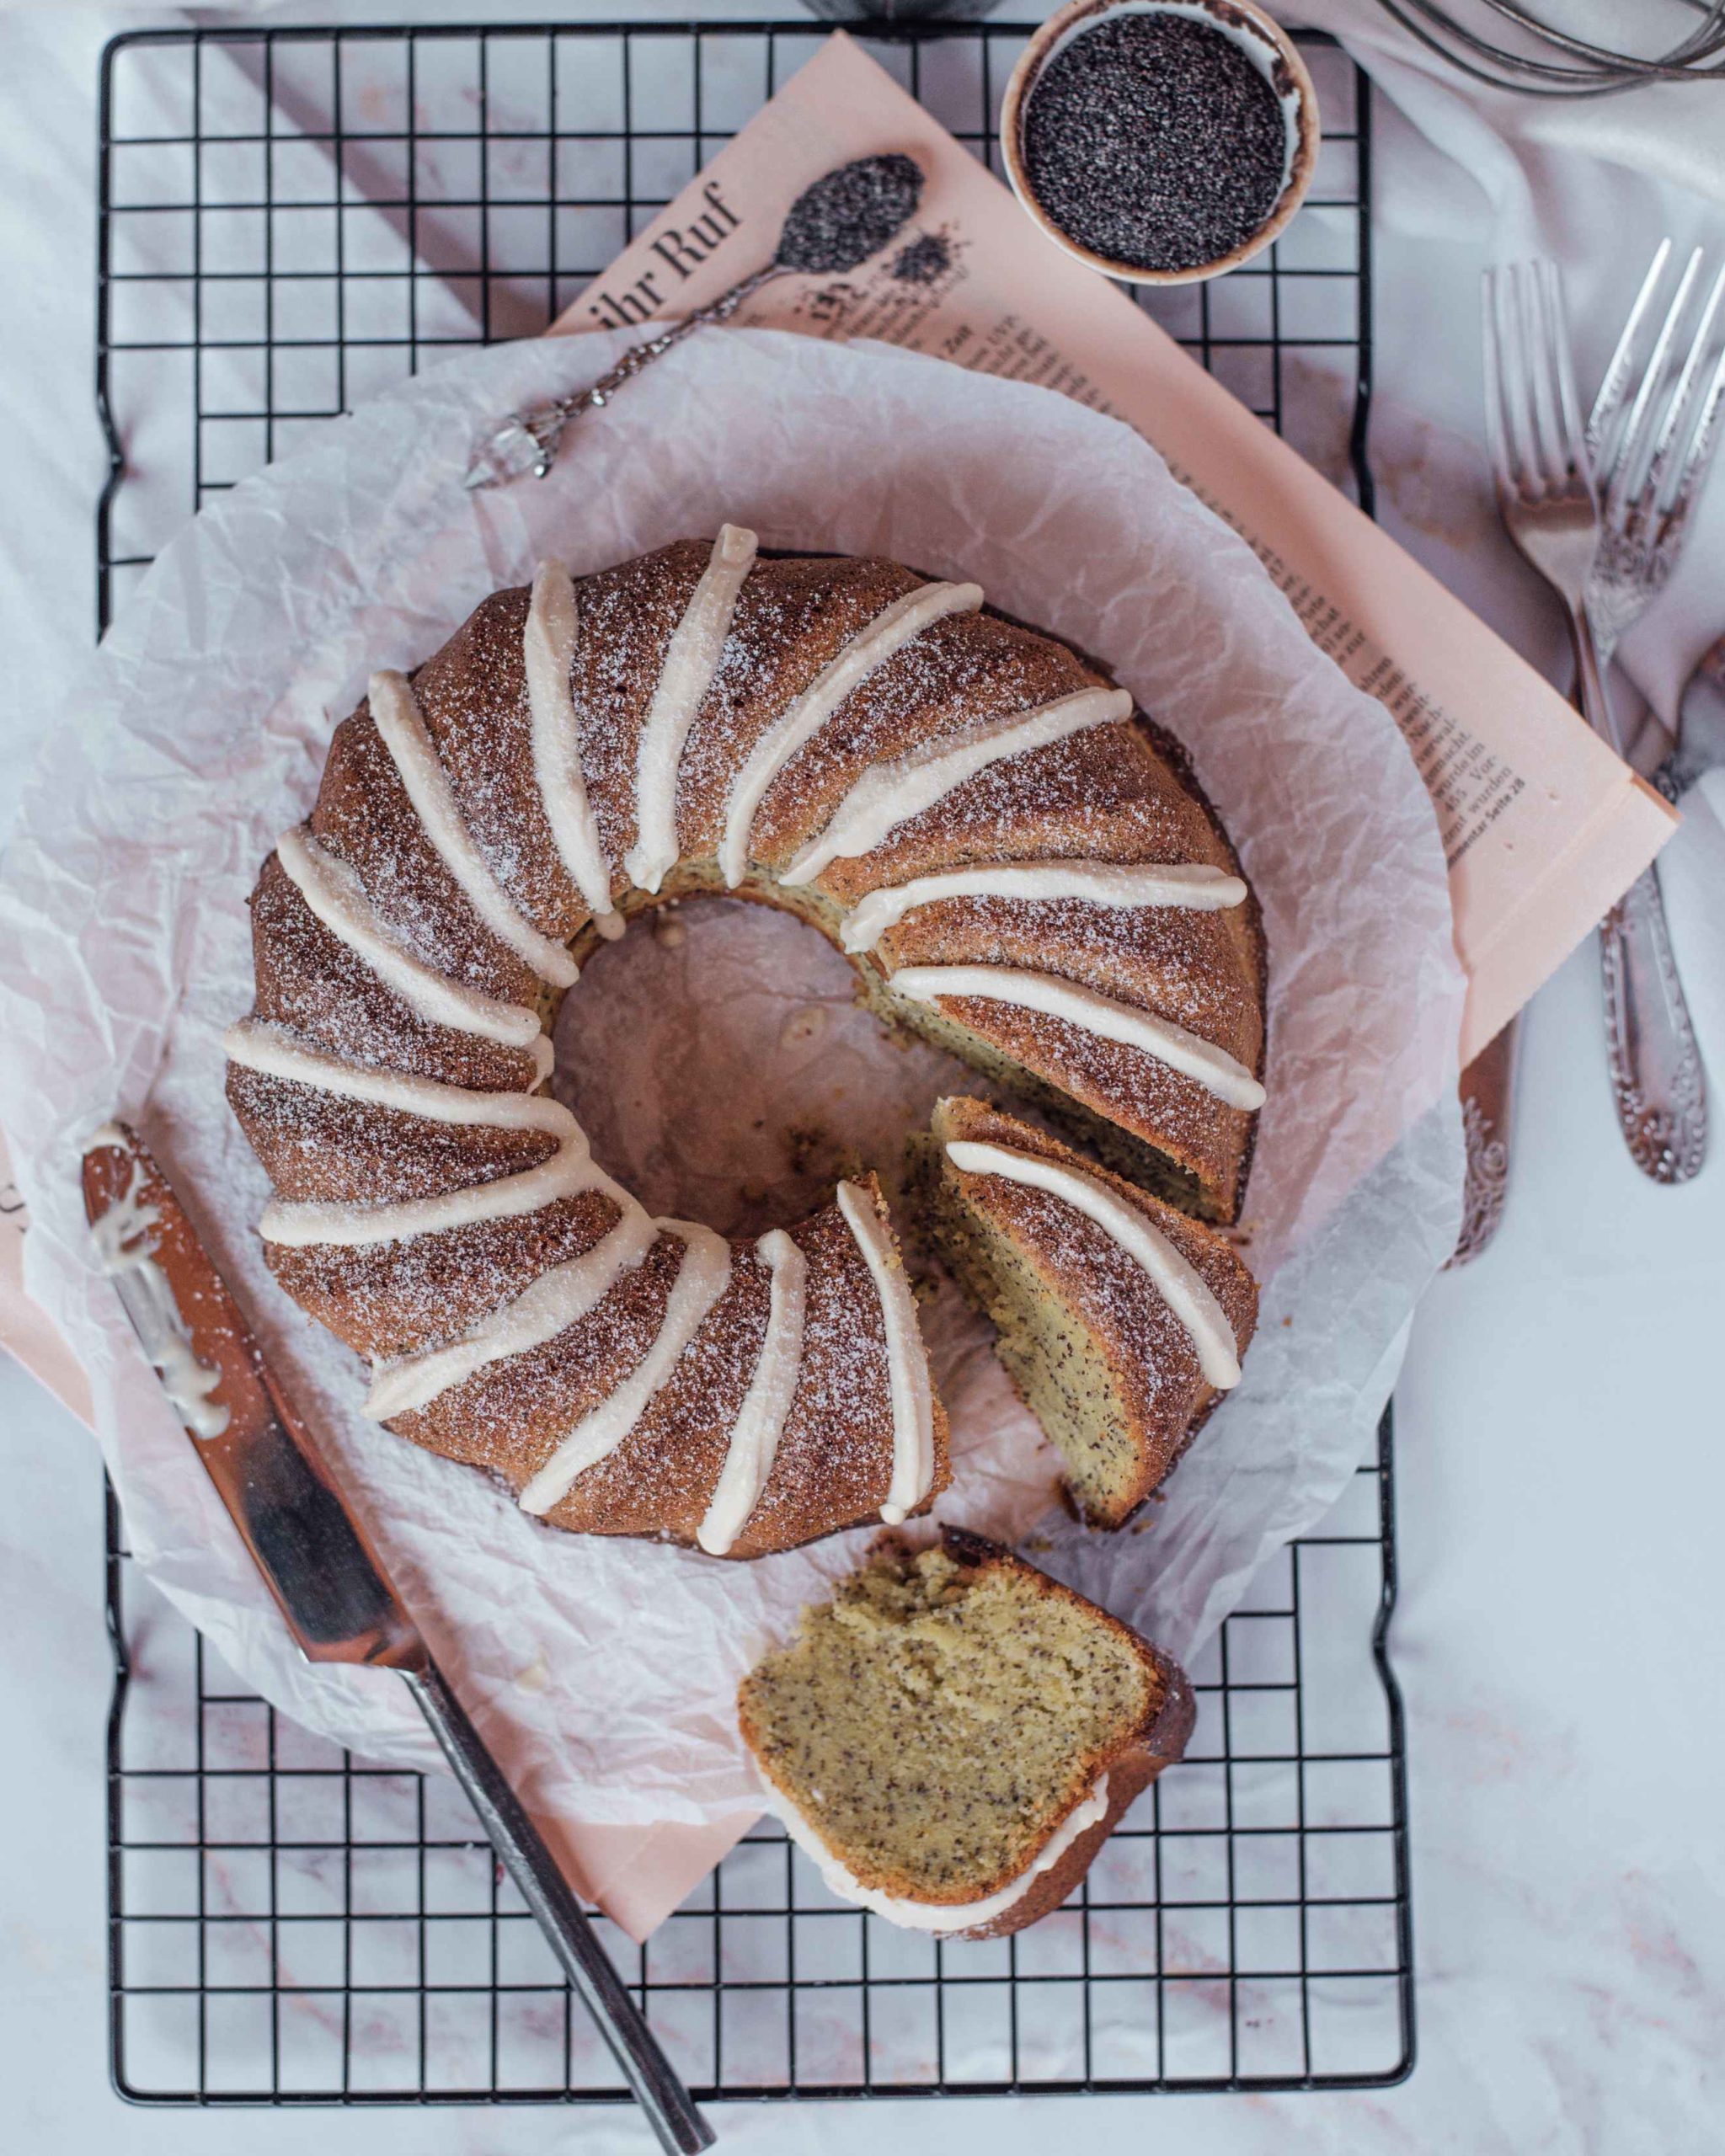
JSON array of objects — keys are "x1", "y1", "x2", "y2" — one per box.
[{"x1": 466, "y1": 153, "x2": 925, "y2": 489}]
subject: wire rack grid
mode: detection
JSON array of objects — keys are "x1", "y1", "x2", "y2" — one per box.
[{"x1": 95, "y1": 18, "x2": 1412, "y2": 2107}]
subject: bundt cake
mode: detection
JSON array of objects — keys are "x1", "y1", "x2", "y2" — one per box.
[
  {"x1": 739, "y1": 1529, "x2": 1195, "y2": 1936},
  {"x1": 921, "y1": 1095, "x2": 1259, "y2": 1526},
  {"x1": 225, "y1": 528, "x2": 1265, "y2": 1559}
]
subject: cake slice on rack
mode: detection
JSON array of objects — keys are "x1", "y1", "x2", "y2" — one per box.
[{"x1": 739, "y1": 1529, "x2": 1194, "y2": 1939}]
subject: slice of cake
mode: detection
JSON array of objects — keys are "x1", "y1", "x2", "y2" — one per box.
[
  {"x1": 920, "y1": 1096, "x2": 1258, "y2": 1527},
  {"x1": 737, "y1": 1529, "x2": 1194, "y2": 1938}
]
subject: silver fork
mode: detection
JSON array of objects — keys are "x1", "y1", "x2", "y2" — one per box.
[
  {"x1": 1586, "y1": 239, "x2": 1725, "y2": 682},
  {"x1": 1483, "y1": 259, "x2": 1707, "y2": 1184}
]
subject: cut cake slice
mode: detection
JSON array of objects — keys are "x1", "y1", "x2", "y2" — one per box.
[
  {"x1": 920, "y1": 1095, "x2": 1258, "y2": 1526},
  {"x1": 737, "y1": 1529, "x2": 1194, "y2": 1939}
]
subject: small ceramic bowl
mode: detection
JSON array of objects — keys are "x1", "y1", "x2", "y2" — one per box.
[{"x1": 1001, "y1": 0, "x2": 1320, "y2": 287}]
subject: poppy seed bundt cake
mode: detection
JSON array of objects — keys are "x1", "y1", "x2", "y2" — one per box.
[
  {"x1": 739, "y1": 1529, "x2": 1195, "y2": 1936},
  {"x1": 225, "y1": 528, "x2": 1266, "y2": 1559}
]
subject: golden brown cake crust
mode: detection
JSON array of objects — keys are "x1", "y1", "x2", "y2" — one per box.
[{"x1": 382, "y1": 1180, "x2": 951, "y2": 1558}]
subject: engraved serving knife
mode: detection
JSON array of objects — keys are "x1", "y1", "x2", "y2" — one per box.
[{"x1": 82, "y1": 1123, "x2": 714, "y2": 2155}]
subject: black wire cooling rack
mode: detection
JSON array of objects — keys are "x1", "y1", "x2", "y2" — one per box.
[{"x1": 95, "y1": 19, "x2": 1411, "y2": 2105}]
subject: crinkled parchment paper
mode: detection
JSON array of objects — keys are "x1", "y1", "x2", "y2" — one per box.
[{"x1": 0, "y1": 329, "x2": 1463, "y2": 1830}]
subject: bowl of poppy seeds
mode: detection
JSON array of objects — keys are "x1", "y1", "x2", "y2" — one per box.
[{"x1": 1002, "y1": 0, "x2": 1318, "y2": 286}]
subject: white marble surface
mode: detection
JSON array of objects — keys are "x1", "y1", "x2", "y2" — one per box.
[{"x1": 2, "y1": 3, "x2": 1722, "y2": 2152}]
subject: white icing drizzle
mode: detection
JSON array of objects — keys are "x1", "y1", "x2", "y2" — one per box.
[
  {"x1": 840, "y1": 861, "x2": 1248, "y2": 953},
  {"x1": 946, "y1": 1138, "x2": 1243, "y2": 1389},
  {"x1": 718, "y1": 579, "x2": 985, "y2": 888},
  {"x1": 696, "y1": 1227, "x2": 809, "y2": 1556},
  {"x1": 275, "y1": 825, "x2": 542, "y2": 1052},
  {"x1": 523, "y1": 560, "x2": 622, "y2": 937},
  {"x1": 835, "y1": 1181, "x2": 934, "y2": 1525},
  {"x1": 625, "y1": 525, "x2": 758, "y2": 894},
  {"x1": 890, "y1": 964, "x2": 1267, "y2": 1112},
  {"x1": 369, "y1": 667, "x2": 579, "y2": 989},
  {"x1": 782, "y1": 687, "x2": 1133, "y2": 888},
  {"x1": 363, "y1": 1204, "x2": 658, "y2": 1419},
  {"x1": 89, "y1": 1134, "x2": 230, "y2": 1441},
  {"x1": 517, "y1": 1223, "x2": 732, "y2": 1515},
  {"x1": 259, "y1": 1142, "x2": 603, "y2": 1247},
  {"x1": 248, "y1": 1028, "x2": 606, "y2": 1251},
  {"x1": 759, "y1": 1773, "x2": 1111, "y2": 1934},
  {"x1": 225, "y1": 1020, "x2": 570, "y2": 1137}
]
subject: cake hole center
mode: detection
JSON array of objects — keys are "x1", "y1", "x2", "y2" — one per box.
[{"x1": 552, "y1": 894, "x2": 970, "y2": 1239}]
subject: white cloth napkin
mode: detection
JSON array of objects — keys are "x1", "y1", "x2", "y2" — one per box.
[{"x1": 1295, "y1": 0, "x2": 1725, "y2": 209}]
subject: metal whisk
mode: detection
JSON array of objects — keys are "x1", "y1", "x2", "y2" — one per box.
[{"x1": 1367, "y1": 0, "x2": 1725, "y2": 95}]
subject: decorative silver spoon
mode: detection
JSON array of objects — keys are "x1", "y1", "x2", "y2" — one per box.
[{"x1": 465, "y1": 153, "x2": 926, "y2": 491}]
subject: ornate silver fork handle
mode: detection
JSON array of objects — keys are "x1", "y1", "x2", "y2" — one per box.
[
  {"x1": 1570, "y1": 600, "x2": 1707, "y2": 1182},
  {"x1": 1484, "y1": 259, "x2": 1707, "y2": 1185},
  {"x1": 466, "y1": 266, "x2": 783, "y2": 490}
]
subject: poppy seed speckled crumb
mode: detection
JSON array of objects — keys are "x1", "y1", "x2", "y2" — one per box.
[{"x1": 738, "y1": 1532, "x2": 1194, "y2": 1932}]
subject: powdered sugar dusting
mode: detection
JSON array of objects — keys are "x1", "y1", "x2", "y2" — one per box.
[{"x1": 0, "y1": 330, "x2": 1460, "y2": 1852}]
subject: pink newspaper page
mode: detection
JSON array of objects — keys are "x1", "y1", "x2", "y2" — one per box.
[{"x1": 550, "y1": 30, "x2": 1675, "y2": 1066}]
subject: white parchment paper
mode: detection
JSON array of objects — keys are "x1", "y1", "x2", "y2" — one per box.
[{"x1": 0, "y1": 329, "x2": 1463, "y2": 1828}]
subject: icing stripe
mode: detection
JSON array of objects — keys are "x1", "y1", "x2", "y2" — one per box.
[
  {"x1": 782, "y1": 688, "x2": 1133, "y2": 887},
  {"x1": 524, "y1": 561, "x2": 622, "y2": 936},
  {"x1": 225, "y1": 1020, "x2": 571, "y2": 1136},
  {"x1": 517, "y1": 1223, "x2": 733, "y2": 1515},
  {"x1": 835, "y1": 1181, "x2": 935, "y2": 1525},
  {"x1": 841, "y1": 862, "x2": 1248, "y2": 953},
  {"x1": 946, "y1": 1139, "x2": 1243, "y2": 1389},
  {"x1": 625, "y1": 526, "x2": 758, "y2": 894},
  {"x1": 718, "y1": 580, "x2": 984, "y2": 888},
  {"x1": 369, "y1": 668, "x2": 579, "y2": 989},
  {"x1": 696, "y1": 1227, "x2": 809, "y2": 1556},
  {"x1": 758, "y1": 1772, "x2": 1111, "y2": 1934},
  {"x1": 363, "y1": 1206, "x2": 658, "y2": 1420},
  {"x1": 275, "y1": 826, "x2": 542, "y2": 1051},
  {"x1": 236, "y1": 1029, "x2": 610, "y2": 1250},
  {"x1": 890, "y1": 964, "x2": 1267, "y2": 1112},
  {"x1": 92, "y1": 1146, "x2": 230, "y2": 1442},
  {"x1": 259, "y1": 1133, "x2": 603, "y2": 1246}
]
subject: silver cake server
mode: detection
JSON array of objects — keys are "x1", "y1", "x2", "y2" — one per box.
[{"x1": 82, "y1": 1123, "x2": 714, "y2": 2155}]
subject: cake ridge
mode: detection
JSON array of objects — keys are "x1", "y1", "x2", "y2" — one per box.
[
  {"x1": 840, "y1": 860, "x2": 1248, "y2": 953},
  {"x1": 523, "y1": 560, "x2": 621, "y2": 935},
  {"x1": 224, "y1": 1018, "x2": 569, "y2": 1134},
  {"x1": 782, "y1": 685, "x2": 1134, "y2": 887},
  {"x1": 697, "y1": 1225, "x2": 809, "y2": 1556},
  {"x1": 836, "y1": 1178, "x2": 937, "y2": 1527},
  {"x1": 368, "y1": 667, "x2": 579, "y2": 987},
  {"x1": 889, "y1": 963, "x2": 1267, "y2": 1111},
  {"x1": 625, "y1": 523, "x2": 758, "y2": 894},
  {"x1": 718, "y1": 577, "x2": 985, "y2": 887},
  {"x1": 273, "y1": 825, "x2": 542, "y2": 1050},
  {"x1": 363, "y1": 1203, "x2": 660, "y2": 1421},
  {"x1": 945, "y1": 1134, "x2": 1243, "y2": 1389},
  {"x1": 518, "y1": 1221, "x2": 733, "y2": 1515}
]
